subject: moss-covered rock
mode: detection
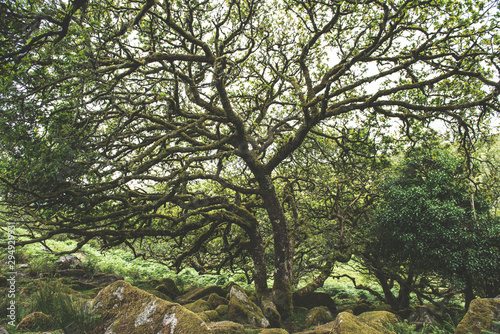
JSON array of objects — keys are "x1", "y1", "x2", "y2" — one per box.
[
  {"x1": 358, "y1": 310, "x2": 401, "y2": 327},
  {"x1": 157, "y1": 277, "x2": 181, "y2": 299},
  {"x1": 262, "y1": 299, "x2": 281, "y2": 328},
  {"x1": 305, "y1": 306, "x2": 333, "y2": 328},
  {"x1": 199, "y1": 310, "x2": 220, "y2": 322},
  {"x1": 208, "y1": 292, "x2": 229, "y2": 309},
  {"x1": 208, "y1": 321, "x2": 246, "y2": 333},
  {"x1": 227, "y1": 285, "x2": 270, "y2": 328},
  {"x1": 257, "y1": 329, "x2": 290, "y2": 333},
  {"x1": 148, "y1": 289, "x2": 173, "y2": 302},
  {"x1": 455, "y1": 297, "x2": 500, "y2": 334},
  {"x1": 92, "y1": 280, "x2": 211, "y2": 334},
  {"x1": 216, "y1": 304, "x2": 229, "y2": 316},
  {"x1": 16, "y1": 312, "x2": 53, "y2": 331},
  {"x1": 330, "y1": 312, "x2": 393, "y2": 333},
  {"x1": 177, "y1": 285, "x2": 227, "y2": 304},
  {"x1": 185, "y1": 299, "x2": 212, "y2": 313}
]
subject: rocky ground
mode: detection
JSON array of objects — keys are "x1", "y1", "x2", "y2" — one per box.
[{"x1": 1, "y1": 255, "x2": 500, "y2": 333}]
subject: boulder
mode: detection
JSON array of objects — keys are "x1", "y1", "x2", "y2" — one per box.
[
  {"x1": 148, "y1": 289, "x2": 173, "y2": 302},
  {"x1": 92, "y1": 280, "x2": 211, "y2": 334},
  {"x1": 199, "y1": 310, "x2": 220, "y2": 322},
  {"x1": 262, "y1": 299, "x2": 281, "y2": 327},
  {"x1": 177, "y1": 285, "x2": 227, "y2": 304},
  {"x1": 16, "y1": 312, "x2": 53, "y2": 331},
  {"x1": 57, "y1": 254, "x2": 83, "y2": 269},
  {"x1": 215, "y1": 304, "x2": 229, "y2": 316},
  {"x1": 208, "y1": 321, "x2": 246, "y2": 334},
  {"x1": 208, "y1": 292, "x2": 229, "y2": 309},
  {"x1": 258, "y1": 329, "x2": 290, "y2": 333},
  {"x1": 455, "y1": 297, "x2": 500, "y2": 334},
  {"x1": 227, "y1": 285, "x2": 270, "y2": 328},
  {"x1": 185, "y1": 299, "x2": 212, "y2": 313},
  {"x1": 330, "y1": 311, "x2": 393, "y2": 333},
  {"x1": 305, "y1": 306, "x2": 333, "y2": 328},
  {"x1": 293, "y1": 291, "x2": 337, "y2": 314},
  {"x1": 157, "y1": 277, "x2": 181, "y2": 299},
  {"x1": 358, "y1": 310, "x2": 401, "y2": 327}
]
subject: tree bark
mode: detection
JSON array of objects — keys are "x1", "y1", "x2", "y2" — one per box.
[
  {"x1": 246, "y1": 225, "x2": 269, "y2": 300},
  {"x1": 258, "y1": 173, "x2": 294, "y2": 318}
]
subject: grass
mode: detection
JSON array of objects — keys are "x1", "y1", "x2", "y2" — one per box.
[{"x1": 29, "y1": 280, "x2": 106, "y2": 334}]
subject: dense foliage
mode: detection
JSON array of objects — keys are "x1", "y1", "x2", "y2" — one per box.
[{"x1": 366, "y1": 144, "x2": 500, "y2": 308}]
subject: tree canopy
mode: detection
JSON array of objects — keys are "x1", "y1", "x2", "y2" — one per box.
[{"x1": 1, "y1": 0, "x2": 500, "y2": 317}]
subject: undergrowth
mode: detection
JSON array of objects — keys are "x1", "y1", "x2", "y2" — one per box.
[{"x1": 31, "y1": 280, "x2": 107, "y2": 334}]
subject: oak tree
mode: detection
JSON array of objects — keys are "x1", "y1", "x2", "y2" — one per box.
[{"x1": 1, "y1": 0, "x2": 500, "y2": 317}]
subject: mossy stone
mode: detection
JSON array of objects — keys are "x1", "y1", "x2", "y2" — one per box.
[
  {"x1": 331, "y1": 311, "x2": 393, "y2": 333},
  {"x1": 16, "y1": 312, "x2": 53, "y2": 331},
  {"x1": 199, "y1": 310, "x2": 220, "y2": 322},
  {"x1": 258, "y1": 329, "x2": 290, "y2": 333},
  {"x1": 185, "y1": 299, "x2": 212, "y2": 313},
  {"x1": 227, "y1": 285, "x2": 270, "y2": 328},
  {"x1": 262, "y1": 299, "x2": 281, "y2": 327},
  {"x1": 305, "y1": 306, "x2": 333, "y2": 328},
  {"x1": 177, "y1": 285, "x2": 227, "y2": 304},
  {"x1": 208, "y1": 321, "x2": 246, "y2": 333},
  {"x1": 208, "y1": 292, "x2": 229, "y2": 308},
  {"x1": 156, "y1": 277, "x2": 181, "y2": 298},
  {"x1": 92, "y1": 280, "x2": 211, "y2": 334},
  {"x1": 215, "y1": 304, "x2": 229, "y2": 316},
  {"x1": 358, "y1": 310, "x2": 401, "y2": 327},
  {"x1": 455, "y1": 297, "x2": 500, "y2": 334},
  {"x1": 147, "y1": 289, "x2": 173, "y2": 302}
]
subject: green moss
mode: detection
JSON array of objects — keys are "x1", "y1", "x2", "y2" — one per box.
[
  {"x1": 185, "y1": 299, "x2": 212, "y2": 313},
  {"x1": 216, "y1": 304, "x2": 229, "y2": 316},
  {"x1": 16, "y1": 312, "x2": 53, "y2": 331},
  {"x1": 455, "y1": 298, "x2": 500, "y2": 334},
  {"x1": 227, "y1": 285, "x2": 269, "y2": 328},
  {"x1": 331, "y1": 312, "x2": 393, "y2": 334},
  {"x1": 258, "y1": 329, "x2": 289, "y2": 333},
  {"x1": 208, "y1": 293, "x2": 229, "y2": 309},
  {"x1": 92, "y1": 280, "x2": 211, "y2": 334},
  {"x1": 208, "y1": 321, "x2": 246, "y2": 333},
  {"x1": 156, "y1": 278, "x2": 181, "y2": 299},
  {"x1": 358, "y1": 310, "x2": 401, "y2": 327},
  {"x1": 305, "y1": 306, "x2": 333, "y2": 328}
]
